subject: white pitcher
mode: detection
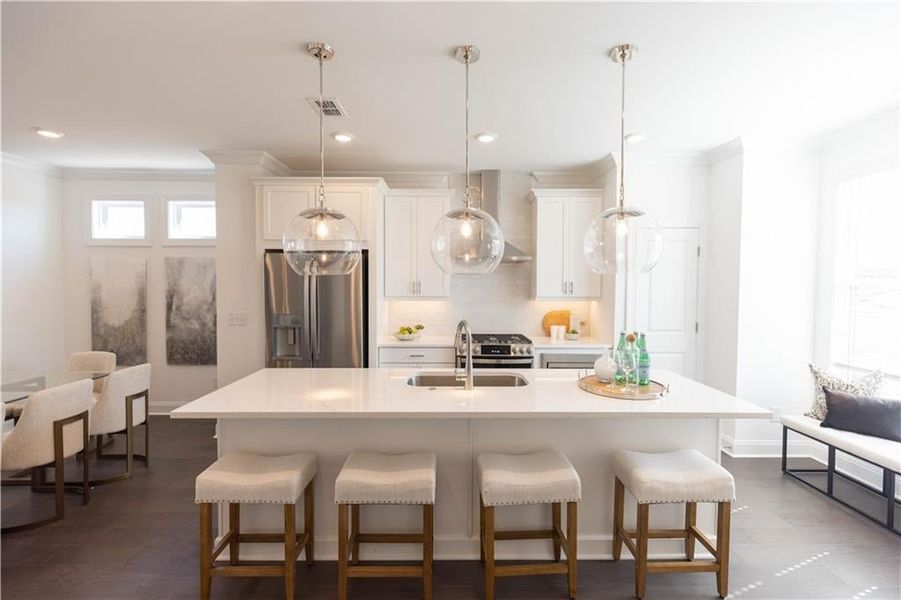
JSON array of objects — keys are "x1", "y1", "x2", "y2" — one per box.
[{"x1": 594, "y1": 347, "x2": 616, "y2": 382}]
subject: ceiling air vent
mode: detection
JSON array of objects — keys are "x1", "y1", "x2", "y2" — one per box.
[{"x1": 306, "y1": 96, "x2": 348, "y2": 117}]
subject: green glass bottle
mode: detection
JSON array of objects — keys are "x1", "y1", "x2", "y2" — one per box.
[
  {"x1": 637, "y1": 333, "x2": 650, "y2": 386},
  {"x1": 614, "y1": 332, "x2": 626, "y2": 383}
]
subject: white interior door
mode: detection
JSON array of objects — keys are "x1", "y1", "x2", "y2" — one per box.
[
  {"x1": 536, "y1": 198, "x2": 567, "y2": 297},
  {"x1": 566, "y1": 198, "x2": 602, "y2": 298},
  {"x1": 633, "y1": 228, "x2": 700, "y2": 377},
  {"x1": 383, "y1": 197, "x2": 416, "y2": 297},
  {"x1": 416, "y1": 197, "x2": 449, "y2": 298}
]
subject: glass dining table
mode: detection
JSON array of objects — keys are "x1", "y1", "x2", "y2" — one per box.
[{"x1": 1, "y1": 370, "x2": 113, "y2": 405}]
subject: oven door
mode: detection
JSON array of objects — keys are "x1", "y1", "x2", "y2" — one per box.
[{"x1": 456, "y1": 356, "x2": 534, "y2": 369}]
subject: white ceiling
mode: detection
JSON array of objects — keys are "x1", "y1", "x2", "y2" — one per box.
[{"x1": 2, "y1": 2, "x2": 898, "y2": 171}]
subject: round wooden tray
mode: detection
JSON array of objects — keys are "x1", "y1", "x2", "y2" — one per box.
[{"x1": 578, "y1": 375, "x2": 668, "y2": 401}]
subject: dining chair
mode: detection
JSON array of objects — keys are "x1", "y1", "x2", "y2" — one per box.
[
  {"x1": 89, "y1": 363, "x2": 151, "y2": 485},
  {"x1": 68, "y1": 351, "x2": 117, "y2": 393},
  {"x1": 1, "y1": 379, "x2": 92, "y2": 533}
]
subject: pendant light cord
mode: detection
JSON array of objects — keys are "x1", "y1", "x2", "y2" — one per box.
[
  {"x1": 618, "y1": 49, "x2": 626, "y2": 211},
  {"x1": 464, "y1": 49, "x2": 471, "y2": 210},
  {"x1": 318, "y1": 52, "x2": 325, "y2": 209}
]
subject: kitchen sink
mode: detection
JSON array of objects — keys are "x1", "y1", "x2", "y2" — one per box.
[{"x1": 406, "y1": 373, "x2": 530, "y2": 388}]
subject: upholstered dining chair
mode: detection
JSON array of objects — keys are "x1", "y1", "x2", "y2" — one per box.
[
  {"x1": 89, "y1": 363, "x2": 151, "y2": 485},
  {"x1": 1, "y1": 379, "x2": 92, "y2": 533},
  {"x1": 67, "y1": 351, "x2": 117, "y2": 393}
]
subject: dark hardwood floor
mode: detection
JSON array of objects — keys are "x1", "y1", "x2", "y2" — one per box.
[{"x1": 2, "y1": 417, "x2": 898, "y2": 599}]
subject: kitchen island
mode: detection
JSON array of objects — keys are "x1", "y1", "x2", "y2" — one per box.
[{"x1": 171, "y1": 368, "x2": 769, "y2": 561}]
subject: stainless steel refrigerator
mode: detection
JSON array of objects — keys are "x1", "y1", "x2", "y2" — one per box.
[{"x1": 264, "y1": 249, "x2": 368, "y2": 368}]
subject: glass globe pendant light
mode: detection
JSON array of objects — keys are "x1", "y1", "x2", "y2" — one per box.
[
  {"x1": 283, "y1": 42, "x2": 362, "y2": 276},
  {"x1": 583, "y1": 44, "x2": 663, "y2": 276},
  {"x1": 431, "y1": 45, "x2": 505, "y2": 275}
]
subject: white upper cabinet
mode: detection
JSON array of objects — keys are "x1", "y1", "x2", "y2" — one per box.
[
  {"x1": 530, "y1": 189, "x2": 603, "y2": 299},
  {"x1": 384, "y1": 191, "x2": 450, "y2": 299},
  {"x1": 256, "y1": 179, "x2": 377, "y2": 243}
]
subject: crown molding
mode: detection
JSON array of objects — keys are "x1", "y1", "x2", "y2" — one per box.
[
  {"x1": 251, "y1": 176, "x2": 390, "y2": 195},
  {"x1": 705, "y1": 138, "x2": 744, "y2": 165},
  {"x1": 62, "y1": 168, "x2": 214, "y2": 182},
  {"x1": 289, "y1": 170, "x2": 450, "y2": 189},
  {"x1": 199, "y1": 150, "x2": 293, "y2": 176},
  {"x1": 1, "y1": 153, "x2": 63, "y2": 177}
]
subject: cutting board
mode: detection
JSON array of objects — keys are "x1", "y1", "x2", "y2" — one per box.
[{"x1": 541, "y1": 310, "x2": 571, "y2": 336}]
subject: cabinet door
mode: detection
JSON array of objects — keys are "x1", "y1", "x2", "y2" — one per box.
[
  {"x1": 415, "y1": 197, "x2": 449, "y2": 298},
  {"x1": 633, "y1": 228, "x2": 699, "y2": 377},
  {"x1": 566, "y1": 198, "x2": 602, "y2": 298},
  {"x1": 535, "y1": 198, "x2": 567, "y2": 298},
  {"x1": 261, "y1": 186, "x2": 316, "y2": 240},
  {"x1": 383, "y1": 197, "x2": 416, "y2": 297},
  {"x1": 324, "y1": 187, "x2": 368, "y2": 241}
]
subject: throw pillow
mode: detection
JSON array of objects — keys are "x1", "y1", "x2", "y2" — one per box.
[
  {"x1": 805, "y1": 364, "x2": 882, "y2": 421},
  {"x1": 821, "y1": 388, "x2": 901, "y2": 442}
]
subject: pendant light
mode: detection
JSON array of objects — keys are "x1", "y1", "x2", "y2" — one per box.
[
  {"x1": 431, "y1": 45, "x2": 505, "y2": 275},
  {"x1": 583, "y1": 44, "x2": 663, "y2": 276},
  {"x1": 283, "y1": 42, "x2": 362, "y2": 276}
]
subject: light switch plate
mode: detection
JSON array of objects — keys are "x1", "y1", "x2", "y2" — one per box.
[{"x1": 228, "y1": 311, "x2": 247, "y2": 326}]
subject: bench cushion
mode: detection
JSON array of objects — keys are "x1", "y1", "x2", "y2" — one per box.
[
  {"x1": 335, "y1": 451, "x2": 437, "y2": 505},
  {"x1": 477, "y1": 450, "x2": 581, "y2": 507},
  {"x1": 612, "y1": 449, "x2": 735, "y2": 505},
  {"x1": 195, "y1": 452, "x2": 317, "y2": 505},
  {"x1": 782, "y1": 414, "x2": 901, "y2": 473}
]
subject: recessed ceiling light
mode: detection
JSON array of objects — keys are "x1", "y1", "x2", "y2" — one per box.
[
  {"x1": 625, "y1": 131, "x2": 647, "y2": 143},
  {"x1": 332, "y1": 131, "x2": 354, "y2": 143},
  {"x1": 32, "y1": 127, "x2": 64, "y2": 139},
  {"x1": 475, "y1": 131, "x2": 498, "y2": 143}
]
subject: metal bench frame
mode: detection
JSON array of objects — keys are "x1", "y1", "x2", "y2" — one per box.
[{"x1": 782, "y1": 425, "x2": 899, "y2": 535}]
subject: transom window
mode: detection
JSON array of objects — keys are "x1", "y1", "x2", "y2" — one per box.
[
  {"x1": 90, "y1": 199, "x2": 145, "y2": 240},
  {"x1": 166, "y1": 199, "x2": 216, "y2": 240}
]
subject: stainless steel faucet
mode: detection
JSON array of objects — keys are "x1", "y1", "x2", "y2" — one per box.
[{"x1": 455, "y1": 319, "x2": 474, "y2": 390}]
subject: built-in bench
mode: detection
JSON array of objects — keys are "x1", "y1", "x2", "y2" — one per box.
[{"x1": 781, "y1": 414, "x2": 900, "y2": 535}]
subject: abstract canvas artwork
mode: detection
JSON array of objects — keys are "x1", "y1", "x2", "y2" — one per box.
[
  {"x1": 90, "y1": 257, "x2": 148, "y2": 366},
  {"x1": 165, "y1": 256, "x2": 216, "y2": 366}
]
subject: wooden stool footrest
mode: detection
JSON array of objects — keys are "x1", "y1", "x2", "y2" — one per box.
[
  {"x1": 347, "y1": 565, "x2": 424, "y2": 578},
  {"x1": 355, "y1": 532, "x2": 423, "y2": 544},
  {"x1": 647, "y1": 560, "x2": 719, "y2": 573},
  {"x1": 210, "y1": 565, "x2": 286, "y2": 578},
  {"x1": 495, "y1": 563, "x2": 569, "y2": 577},
  {"x1": 495, "y1": 528, "x2": 556, "y2": 541}
]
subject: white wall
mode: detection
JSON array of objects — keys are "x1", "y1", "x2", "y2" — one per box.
[
  {"x1": 1, "y1": 155, "x2": 66, "y2": 376},
  {"x1": 60, "y1": 175, "x2": 217, "y2": 412}
]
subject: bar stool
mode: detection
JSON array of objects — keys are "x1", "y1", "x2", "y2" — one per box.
[
  {"x1": 611, "y1": 449, "x2": 735, "y2": 599},
  {"x1": 335, "y1": 451, "x2": 436, "y2": 600},
  {"x1": 477, "y1": 450, "x2": 581, "y2": 600},
  {"x1": 195, "y1": 452, "x2": 317, "y2": 600}
]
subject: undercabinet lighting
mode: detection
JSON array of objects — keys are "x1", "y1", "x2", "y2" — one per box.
[
  {"x1": 332, "y1": 131, "x2": 354, "y2": 143},
  {"x1": 32, "y1": 127, "x2": 64, "y2": 139},
  {"x1": 475, "y1": 131, "x2": 498, "y2": 143}
]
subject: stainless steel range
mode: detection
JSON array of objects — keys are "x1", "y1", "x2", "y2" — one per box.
[{"x1": 455, "y1": 333, "x2": 534, "y2": 369}]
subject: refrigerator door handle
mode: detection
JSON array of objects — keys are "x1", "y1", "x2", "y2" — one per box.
[{"x1": 311, "y1": 275, "x2": 321, "y2": 361}]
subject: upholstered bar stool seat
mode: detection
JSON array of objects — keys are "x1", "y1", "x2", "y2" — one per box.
[
  {"x1": 610, "y1": 449, "x2": 735, "y2": 600},
  {"x1": 335, "y1": 451, "x2": 436, "y2": 600},
  {"x1": 196, "y1": 452, "x2": 317, "y2": 600},
  {"x1": 477, "y1": 450, "x2": 581, "y2": 600}
]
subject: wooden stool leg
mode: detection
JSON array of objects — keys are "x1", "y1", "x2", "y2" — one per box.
[
  {"x1": 338, "y1": 504, "x2": 349, "y2": 600},
  {"x1": 612, "y1": 478, "x2": 625, "y2": 561},
  {"x1": 552, "y1": 502, "x2": 562, "y2": 561},
  {"x1": 635, "y1": 504, "x2": 649, "y2": 600},
  {"x1": 484, "y1": 504, "x2": 495, "y2": 600},
  {"x1": 566, "y1": 502, "x2": 578, "y2": 600},
  {"x1": 284, "y1": 503, "x2": 296, "y2": 600},
  {"x1": 304, "y1": 480, "x2": 314, "y2": 565},
  {"x1": 199, "y1": 503, "x2": 213, "y2": 600},
  {"x1": 684, "y1": 502, "x2": 697, "y2": 561},
  {"x1": 229, "y1": 503, "x2": 240, "y2": 565},
  {"x1": 716, "y1": 502, "x2": 731, "y2": 599},
  {"x1": 351, "y1": 504, "x2": 360, "y2": 565},
  {"x1": 479, "y1": 496, "x2": 486, "y2": 563},
  {"x1": 423, "y1": 504, "x2": 434, "y2": 600}
]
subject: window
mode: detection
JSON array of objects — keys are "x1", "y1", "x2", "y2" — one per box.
[
  {"x1": 827, "y1": 167, "x2": 901, "y2": 377},
  {"x1": 166, "y1": 199, "x2": 216, "y2": 240},
  {"x1": 91, "y1": 199, "x2": 145, "y2": 240}
]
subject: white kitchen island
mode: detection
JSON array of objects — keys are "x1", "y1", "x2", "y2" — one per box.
[{"x1": 171, "y1": 368, "x2": 769, "y2": 561}]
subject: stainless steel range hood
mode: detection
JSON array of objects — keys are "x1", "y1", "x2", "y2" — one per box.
[{"x1": 479, "y1": 170, "x2": 532, "y2": 264}]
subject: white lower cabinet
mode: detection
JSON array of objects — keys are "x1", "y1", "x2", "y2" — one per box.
[
  {"x1": 378, "y1": 346, "x2": 455, "y2": 368},
  {"x1": 384, "y1": 191, "x2": 450, "y2": 299},
  {"x1": 530, "y1": 189, "x2": 603, "y2": 299}
]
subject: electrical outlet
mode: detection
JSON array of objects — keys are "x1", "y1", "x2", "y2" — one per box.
[{"x1": 228, "y1": 311, "x2": 247, "y2": 326}]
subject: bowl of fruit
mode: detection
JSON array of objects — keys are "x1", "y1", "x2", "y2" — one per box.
[
  {"x1": 564, "y1": 329, "x2": 581, "y2": 341},
  {"x1": 394, "y1": 324, "x2": 425, "y2": 341}
]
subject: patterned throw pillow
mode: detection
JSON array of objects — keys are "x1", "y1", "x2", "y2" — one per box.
[{"x1": 805, "y1": 364, "x2": 882, "y2": 421}]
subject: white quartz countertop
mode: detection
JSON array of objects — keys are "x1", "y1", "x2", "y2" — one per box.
[
  {"x1": 378, "y1": 336, "x2": 611, "y2": 349},
  {"x1": 171, "y1": 368, "x2": 770, "y2": 420}
]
